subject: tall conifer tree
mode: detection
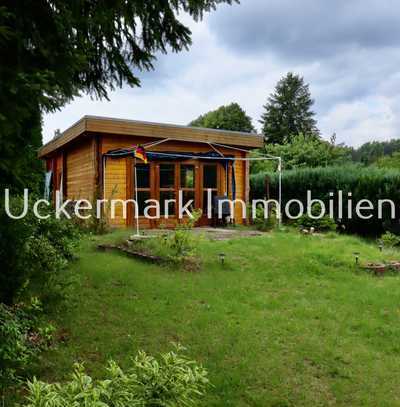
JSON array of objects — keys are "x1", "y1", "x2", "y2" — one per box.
[{"x1": 260, "y1": 72, "x2": 319, "y2": 144}]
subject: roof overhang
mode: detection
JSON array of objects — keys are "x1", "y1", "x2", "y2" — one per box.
[{"x1": 38, "y1": 115, "x2": 264, "y2": 158}]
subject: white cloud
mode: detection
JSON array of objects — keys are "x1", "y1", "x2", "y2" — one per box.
[
  {"x1": 320, "y1": 96, "x2": 398, "y2": 147},
  {"x1": 43, "y1": 1, "x2": 400, "y2": 147}
]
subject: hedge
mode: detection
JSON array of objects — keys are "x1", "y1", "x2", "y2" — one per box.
[{"x1": 250, "y1": 165, "x2": 400, "y2": 236}]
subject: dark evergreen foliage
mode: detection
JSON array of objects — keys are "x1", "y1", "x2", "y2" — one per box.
[
  {"x1": 0, "y1": 0, "x2": 237, "y2": 316},
  {"x1": 251, "y1": 165, "x2": 400, "y2": 236},
  {"x1": 0, "y1": 197, "x2": 80, "y2": 305},
  {"x1": 260, "y1": 72, "x2": 319, "y2": 144},
  {"x1": 0, "y1": 0, "x2": 236, "y2": 191}
]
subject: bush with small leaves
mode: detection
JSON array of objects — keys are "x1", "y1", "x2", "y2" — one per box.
[
  {"x1": 159, "y1": 209, "x2": 203, "y2": 263},
  {"x1": 295, "y1": 203, "x2": 337, "y2": 232},
  {"x1": 252, "y1": 205, "x2": 277, "y2": 231},
  {"x1": 0, "y1": 195, "x2": 80, "y2": 305},
  {"x1": 0, "y1": 298, "x2": 55, "y2": 395}
]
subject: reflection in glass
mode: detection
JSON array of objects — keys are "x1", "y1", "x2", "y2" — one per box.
[
  {"x1": 180, "y1": 165, "x2": 195, "y2": 188},
  {"x1": 203, "y1": 165, "x2": 217, "y2": 189},
  {"x1": 160, "y1": 191, "x2": 176, "y2": 215},
  {"x1": 203, "y1": 190, "x2": 217, "y2": 214},
  {"x1": 181, "y1": 191, "x2": 195, "y2": 212},
  {"x1": 160, "y1": 164, "x2": 175, "y2": 188},
  {"x1": 136, "y1": 191, "x2": 150, "y2": 216},
  {"x1": 136, "y1": 164, "x2": 150, "y2": 188}
]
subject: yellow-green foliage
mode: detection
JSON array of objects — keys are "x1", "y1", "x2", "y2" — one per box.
[{"x1": 23, "y1": 346, "x2": 209, "y2": 407}]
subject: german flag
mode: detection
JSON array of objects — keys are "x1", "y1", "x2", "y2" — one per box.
[{"x1": 134, "y1": 145, "x2": 148, "y2": 164}]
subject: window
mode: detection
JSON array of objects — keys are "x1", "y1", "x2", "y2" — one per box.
[
  {"x1": 202, "y1": 164, "x2": 218, "y2": 214},
  {"x1": 203, "y1": 164, "x2": 217, "y2": 188},
  {"x1": 135, "y1": 164, "x2": 150, "y2": 216},
  {"x1": 136, "y1": 164, "x2": 150, "y2": 188},
  {"x1": 136, "y1": 191, "x2": 150, "y2": 216},
  {"x1": 159, "y1": 164, "x2": 175, "y2": 215},
  {"x1": 180, "y1": 164, "x2": 195, "y2": 213},
  {"x1": 131, "y1": 162, "x2": 221, "y2": 221},
  {"x1": 160, "y1": 164, "x2": 175, "y2": 188},
  {"x1": 203, "y1": 190, "x2": 217, "y2": 214},
  {"x1": 160, "y1": 191, "x2": 176, "y2": 216},
  {"x1": 182, "y1": 191, "x2": 195, "y2": 212},
  {"x1": 180, "y1": 165, "x2": 195, "y2": 188}
]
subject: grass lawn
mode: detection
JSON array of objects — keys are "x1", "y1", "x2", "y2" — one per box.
[{"x1": 36, "y1": 229, "x2": 400, "y2": 406}]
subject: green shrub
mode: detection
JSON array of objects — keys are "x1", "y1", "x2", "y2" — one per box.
[
  {"x1": 252, "y1": 134, "x2": 352, "y2": 172},
  {"x1": 295, "y1": 203, "x2": 337, "y2": 232},
  {"x1": 0, "y1": 196, "x2": 80, "y2": 304},
  {"x1": 380, "y1": 232, "x2": 400, "y2": 248},
  {"x1": 251, "y1": 165, "x2": 400, "y2": 236},
  {"x1": 22, "y1": 345, "x2": 209, "y2": 407},
  {"x1": 0, "y1": 298, "x2": 55, "y2": 394},
  {"x1": 159, "y1": 209, "x2": 202, "y2": 263},
  {"x1": 71, "y1": 198, "x2": 110, "y2": 235},
  {"x1": 128, "y1": 210, "x2": 202, "y2": 270},
  {"x1": 252, "y1": 204, "x2": 277, "y2": 231}
]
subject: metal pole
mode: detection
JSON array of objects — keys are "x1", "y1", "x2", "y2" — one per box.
[
  {"x1": 278, "y1": 157, "x2": 282, "y2": 228},
  {"x1": 134, "y1": 157, "x2": 140, "y2": 236}
]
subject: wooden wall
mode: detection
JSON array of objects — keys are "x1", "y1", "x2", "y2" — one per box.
[
  {"x1": 233, "y1": 158, "x2": 246, "y2": 221},
  {"x1": 104, "y1": 157, "x2": 127, "y2": 227},
  {"x1": 65, "y1": 138, "x2": 96, "y2": 201}
]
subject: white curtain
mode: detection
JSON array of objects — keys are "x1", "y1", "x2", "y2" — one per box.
[{"x1": 44, "y1": 171, "x2": 52, "y2": 200}]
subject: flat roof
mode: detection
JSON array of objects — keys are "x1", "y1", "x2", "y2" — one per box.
[{"x1": 38, "y1": 115, "x2": 264, "y2": 157}]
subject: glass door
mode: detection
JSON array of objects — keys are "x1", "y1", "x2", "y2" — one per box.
[
  {"x1": 154, "y1": 161, "x2": 221, "y2": 224},
  {"x1": 202, "y1": 163, "x2": 218, "y2": 218},
  {"x1": 159, "y1": 163, "x2": 176, "y2": 216},
  {"x1": 135, "y1": 164, "x2": 150, "y2": 216},
  {"x1": 180, "y1": 164, "x2": 195, "y2": 213}
]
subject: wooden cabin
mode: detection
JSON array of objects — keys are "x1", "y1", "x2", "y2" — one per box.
[{"x1": 38, "y1": 116, "x2": 263, "y2": 228}]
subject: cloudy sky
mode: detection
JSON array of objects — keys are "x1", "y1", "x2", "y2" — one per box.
[{"x1": 43, "y1": 0, "x2": 400, "y2": 147}]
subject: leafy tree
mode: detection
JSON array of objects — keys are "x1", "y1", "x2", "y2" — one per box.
[
  {"x1": 260, "y1": 72, "x2": 319, "y2": 144},
  {"x1": 250, "y1": 133, "x2": 352, "y2": 173},
  {"x1": 375, "y1": 151, "x2": 400, "y2": 169},
  {"x1": 0, "y1": 0, "x2": 236, "y2": 192},
  {"x1": 352, "y1": 139, "x2": 400, "y2": 165},
  {"x1": 190, "y1": 103, "x2": 255, "y2": 132}
]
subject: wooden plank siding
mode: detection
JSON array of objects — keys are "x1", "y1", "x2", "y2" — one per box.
[
  {"x1": 65, "y1": 138, "x2": 96, "y2": 201},
  {"x1": 233, "y1": 158, "x2": 246, "y2": 223},
  {"x1": 104, "y1": 157, "x2": 127, "y2": 227}
]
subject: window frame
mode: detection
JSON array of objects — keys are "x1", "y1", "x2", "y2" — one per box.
[
  {"x1": 134, "y1": 163, "x2": 151, "y2": 217},
  {"x1": 201, "y1": 162, "x2": 220, "y2": 215},
  {"x1": 130, "y1": 159, "x2": 223, "y2": 224}
]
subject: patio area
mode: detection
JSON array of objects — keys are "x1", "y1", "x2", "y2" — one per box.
[{"x1": 132, "y1": 227, "x2": 265, "y2": 241}]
